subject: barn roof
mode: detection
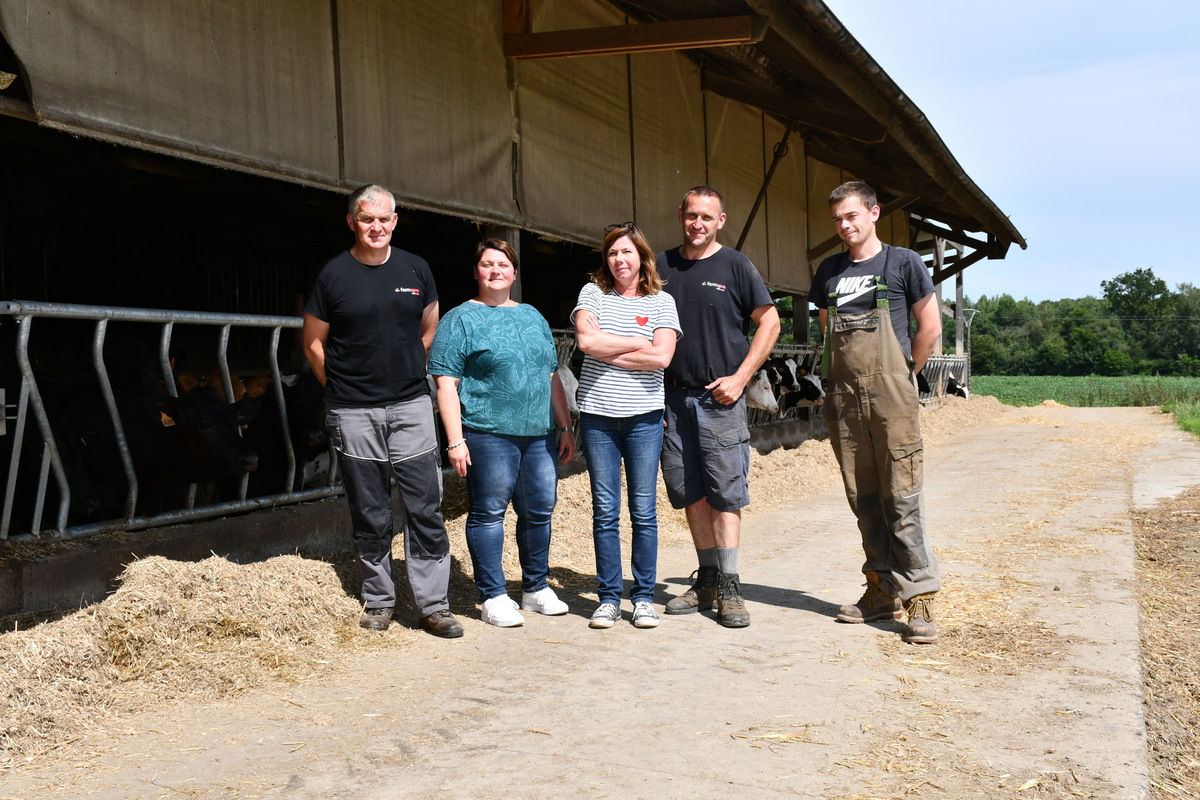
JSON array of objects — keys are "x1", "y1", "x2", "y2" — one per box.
[
  {"x1": 606, "y1": 0, "x2": 1026, "y2": 257},
  {"x1": 0, "y1": 0, "x2": 1024, "y2": 287}
]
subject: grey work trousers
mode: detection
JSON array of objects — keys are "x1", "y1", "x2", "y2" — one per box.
[{"x1": 325, "y1": 396, "x2": 451, "y2": 617}]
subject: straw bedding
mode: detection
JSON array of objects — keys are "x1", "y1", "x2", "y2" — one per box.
[{"x1": 1, "y1": 395, "x2": 1196, "y2": 800}]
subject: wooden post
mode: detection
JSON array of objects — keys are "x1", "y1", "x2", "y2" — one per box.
[
  {"x1": 932, "y1": 237, "x2": 945, "y2": 356},
  {"x1": 955, "y1": 270, "x2": 965, "y2": 357}
]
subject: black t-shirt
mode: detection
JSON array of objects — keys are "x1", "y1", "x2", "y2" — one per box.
[
  {"x1": 304, "y1": 247, "x2": 438, "y2": 407},
  {"x1": 807, "y1": 245, "x2": 934, "y2": 358},
  {"x1": 657, "y1": 245, "x2": 774, "y2": 387}
]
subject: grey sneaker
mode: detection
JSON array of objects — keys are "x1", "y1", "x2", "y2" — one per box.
[
  {"x1": 589, "y1": 603, "x2": 621, "y2": 629},
  {"x1": 664, "y1": 566, "x2": 719, "y2": 615},
  {"x1": 631, "y1": 601, "x2": 660, "y2": 628}
]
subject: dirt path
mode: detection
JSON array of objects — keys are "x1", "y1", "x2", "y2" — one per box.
[{"x1": 3, "y1": 403, "x2": 1199, "y2": 799}]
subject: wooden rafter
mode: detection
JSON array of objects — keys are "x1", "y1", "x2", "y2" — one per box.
[
  {"x1": 504, "y1": 15, "x2": 766, "y2": 62},
  {"x1": 701, "y1": 71, "x2": 886, "y2": 144},
  {"x1": 908, "y1": 216, "x2": 993, "y2": 255},
  {"x1": 502, "y1": 0, "x2": 530, "y2": 37},
  {"x1": 804, "y1": 138, "x2": 947, "y2": 204},
  {"x1": 931, "y1": 248, "x2": 988, "y2": 283}
]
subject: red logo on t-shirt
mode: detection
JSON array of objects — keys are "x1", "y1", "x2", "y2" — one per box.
[{"x1": 636, "y1": 315, "x2": 649, "y2": 326}]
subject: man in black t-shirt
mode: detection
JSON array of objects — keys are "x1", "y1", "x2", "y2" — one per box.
[
  {"x1": 808, "y1": 181, "x2": 942, "y2": 644},
  {"x1": 657, "y1": 186, "x2": 780, "y2": 628},
  {"x1": 303, "y1": 184, "x2": 461, "y2": 639}
]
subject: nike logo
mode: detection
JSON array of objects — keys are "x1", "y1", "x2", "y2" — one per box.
[{"x1": 833, "y1": 275, "x2": 876, "y2": 307}]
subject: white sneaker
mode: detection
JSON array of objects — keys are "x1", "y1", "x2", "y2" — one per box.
[
  {"x1": 631, "y1": 601, "x2": 660, "y2": 628},
  {"x1": 520, "y1": 586, "x2": 569, "y2": 616},
  {"x1": 482, "y1": 595, "x2": 524, "y2": 627},
  {"x1": 589, "y1": 603, "x2": 621, "y2": 629}
]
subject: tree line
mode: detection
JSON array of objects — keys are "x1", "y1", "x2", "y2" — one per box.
[
  {"x1": 962, "y1": 269, "x2": 1200, "y2": 376},
  {"x1": 775, "y1": 268, "x2": 1200, "y2": 377}
]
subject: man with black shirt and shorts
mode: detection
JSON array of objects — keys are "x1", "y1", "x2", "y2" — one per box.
[
  {"x1": 658, "y1": 186, "x2": 780, "y2": 628},
  {"x1": 303, "y1": 184, "x2": 462, "y2": 639},
  {"x1": 809, "y1": 181, "x2": 942, "y2": 644}
]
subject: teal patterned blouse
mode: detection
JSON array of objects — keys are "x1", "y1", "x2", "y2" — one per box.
[{"x1": 428, "y1": 301, "x2": 557, "y2": 437}]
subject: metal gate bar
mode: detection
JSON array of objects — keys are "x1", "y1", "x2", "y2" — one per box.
[{"x1": 1, "y1": 300, "x2": 341, "y2": 543}]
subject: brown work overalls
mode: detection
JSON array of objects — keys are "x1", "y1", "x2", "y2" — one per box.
[{"x1": 822, "y1": 247, "x2": 941, "y2": 602}]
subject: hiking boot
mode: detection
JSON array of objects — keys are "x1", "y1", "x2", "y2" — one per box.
[
  {"x1": 631, "y1": 601, "x2": 660, "y2": 629},
  {"x1": 589, "y1": 603, "x2": 621, "y2": 629},
  {"x1": 664, "y1": 566, "x2": 719, "y2": 615},
  {"x1": 837, "y1": 574, "x2": 902, "y2": 623},
  {"x1": 902, "y1": 594, "x2": 938, "y2": 644},
  {"x1": 359, "y1": 606, "x2": 393, "y2": 631},
  {"x1": 716, "y1": 572, "x2": 750, "y2": 628},
  {"x1": 419, "y1": 609, "x2": 464, "y2": 639}
]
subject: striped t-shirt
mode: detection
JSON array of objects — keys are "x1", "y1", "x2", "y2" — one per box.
[{"x1": 571, "y1": 282, "x2": 682, "y2": 417}]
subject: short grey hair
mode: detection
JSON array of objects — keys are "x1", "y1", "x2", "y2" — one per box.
[{"x1": 347, "y1": 184, "x2": 396, "y2": 216}]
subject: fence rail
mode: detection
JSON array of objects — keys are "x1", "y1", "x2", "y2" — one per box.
[
  {"x1": 1, "y1": 300, "x2": 340, "y2": 543},
  {"x1": 3, "y1": 302, "x2": 969, "y2": 544}
]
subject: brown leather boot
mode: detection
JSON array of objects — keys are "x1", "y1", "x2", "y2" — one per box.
[
  {"x1": 837, "y1": 572, "x2": 902, "y2": 623},
  {"x1": 665, "y1": 566, "x2": 719, "y2": 615},
  {"x1": 716, "y1": 572, "x2": 750, "y2": 628},
  {"x1": 359, "y1": 606, "x2": 394, "y2": 631},
  {"x1": 902, "y1": 594, "x2": 938, "y2": 644}
]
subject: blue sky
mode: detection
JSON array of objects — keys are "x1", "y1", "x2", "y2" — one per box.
[{"x1": 823, "y1": 1, "x2": 1200, "y2": 303}]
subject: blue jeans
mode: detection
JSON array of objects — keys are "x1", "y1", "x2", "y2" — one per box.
[
  {"x1": 463, "y1": 427, "x2": 558, "y2": 600},
  {"x1": 579, "y1": 410, "x2": 664, "y2": 604}
]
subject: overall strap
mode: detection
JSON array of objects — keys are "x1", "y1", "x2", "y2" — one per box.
[
  {"x1": 874, "y1": 245, "x2": 892, "y2": 309},
  {"x1": 821, "y1": 245, "x2": 892, "y2": 379},
  {"x1": 822, "y1": 292, "x2": 836, "y2": 378}
]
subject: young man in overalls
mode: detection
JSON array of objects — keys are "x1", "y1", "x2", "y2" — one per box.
[{"x1": 808, "y1": 181, "x2": 942, "y2": 644}]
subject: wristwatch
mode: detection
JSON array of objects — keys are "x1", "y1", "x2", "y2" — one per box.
[{"x1": 558, "y1": 425, "x2": 574, "y2": 433}]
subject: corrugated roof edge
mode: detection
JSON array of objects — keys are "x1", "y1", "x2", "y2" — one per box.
[{"x1": 783, "y1": 0, "x2": 1026, "y2": 251}]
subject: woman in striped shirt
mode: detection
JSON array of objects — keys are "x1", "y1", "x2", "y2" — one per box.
[{"x1": 572, "y1": 222, "x2": 681, "y2": 629}]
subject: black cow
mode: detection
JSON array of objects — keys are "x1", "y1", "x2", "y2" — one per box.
[
  {"x1": 4, "y1": 404, "x2": 107, "y2": 533},
  {"x1": 780, "y1": 373, "x2": 825, "y2": 413},
  {"x1": 62, "y1": 382, "x2": 260, "y2": 516},
  {"x1": 770, "y1": 356, "x2": 801, "y2": 393},
  {"x1": 241, "y1": 372, "x2": 327, "y2": 497}
]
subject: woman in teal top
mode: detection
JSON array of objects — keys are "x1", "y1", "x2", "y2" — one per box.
[{"x1": 429, "y1": 239, "x2": 576, "y2": 628}]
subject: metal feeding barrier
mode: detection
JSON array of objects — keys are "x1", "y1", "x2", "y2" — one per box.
[
  {"x1": 0, "y1": 300, "x2": 341, "y2": 543},
  {"x1": 919, "y1": 354, "x2": 970, "y2": 406},
  {"x1": 1, "y1": 301, "x2": 969, "y2": 545}
]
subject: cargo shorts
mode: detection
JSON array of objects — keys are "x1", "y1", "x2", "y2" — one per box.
[{"x1": 661, "y1": 387, "x2": 751, "y2": 512}]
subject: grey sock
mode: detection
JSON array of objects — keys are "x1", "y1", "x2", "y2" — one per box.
[
  {"x1": 715, "y1": 547, "x2": 738, "y2": 575},
  {"x1": 697, "y1": 547, "x2": 718, "y2": 569}
]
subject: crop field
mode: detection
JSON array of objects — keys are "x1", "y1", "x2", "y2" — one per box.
[{"x1": 973, "y1": 375, "x2": 1200, "y2": 408}]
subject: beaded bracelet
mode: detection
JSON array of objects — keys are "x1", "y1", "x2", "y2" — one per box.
[{"x1": 447, "y1": 439, "x2": 466, "y2": 451}]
